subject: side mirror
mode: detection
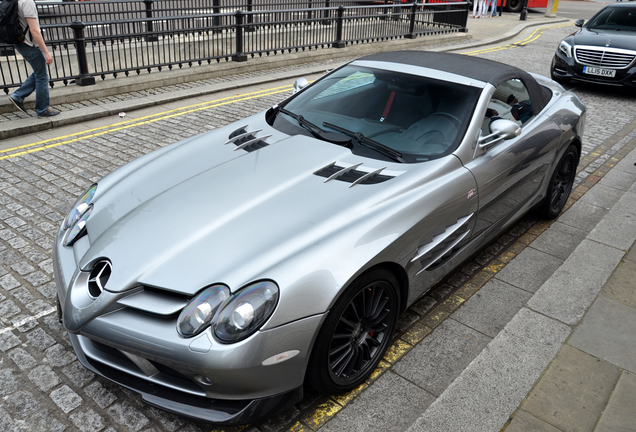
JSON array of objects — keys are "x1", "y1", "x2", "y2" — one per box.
[
  {"x1": 479, "y1": 119, "x2": 521, "y2": 148},
  {"x1": 293, "y1": 78, "x2": 309, "y2": 94},
  {"x1": 574, "y1": 19, "x2": 584, "y2": 28}
]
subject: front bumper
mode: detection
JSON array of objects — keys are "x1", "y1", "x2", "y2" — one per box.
[
  {"x1": 551, "y1": 51, "x2": 636, "y2": 88},
  {"x1": 53, "y1": 230, "x2": 325, "y2": 424},
  {"x1": 68, "y1": 331, "x2": 303, "y2": 424}
]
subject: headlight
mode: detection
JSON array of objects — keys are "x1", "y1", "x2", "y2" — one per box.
[
  {"x1": 63, "y1": 205, "x2": 93, "y2": 246},
  {"x1": 63, "y1": 184, "x2": 97, "y2": 230},
  {"x1": 558, "y1": 40, "x2": 572, "y2": 58},
  {"x1": 214, "y1": 281, "x2": 279, "y2": 343},
  {"x1": 177, "y1": 284, "x2": 230, "y2": 337}
]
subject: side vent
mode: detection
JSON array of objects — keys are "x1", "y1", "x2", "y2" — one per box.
[
  {"x1": 314, "y1": 162, "x2": 394, "y2": 187},
  {"x1": 413, "y1": 214, "x2": 474, "y2": 275},
  {"x1": 225, "y1": 125, "x2": 271, "y2": 152}
]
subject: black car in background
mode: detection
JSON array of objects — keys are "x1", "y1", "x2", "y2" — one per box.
[{"x1": 551, "y1": 2, "x2": 636, "y2": 88}]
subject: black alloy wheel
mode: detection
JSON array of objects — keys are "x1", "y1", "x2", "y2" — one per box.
[
  {"x1": 306, "y1": 270, "x2": 399, "y2": 394},
  {"x1": 540, "y1": 144, "x2": 578, "y2": 219}
]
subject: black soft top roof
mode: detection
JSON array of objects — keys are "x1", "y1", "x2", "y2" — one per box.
[{"x1": 357, "y1": 51, "x2": 552, "y2": 113}]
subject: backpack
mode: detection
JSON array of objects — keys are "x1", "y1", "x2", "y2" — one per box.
[{"x1": 0, "y1": 0, "x2": 28, "y2": 45}]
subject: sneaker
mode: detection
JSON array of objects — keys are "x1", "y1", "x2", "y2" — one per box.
[
  {"x1": 9, "y1": 96, "x2": 28, "y2": 115},
  {"x1": 38, "y1": 108, "x2": 61, "y2": 118}
]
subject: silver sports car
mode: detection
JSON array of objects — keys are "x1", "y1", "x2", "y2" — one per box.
[{"x1": 53, "y1": 51, "x2": 585, "y2": 425}]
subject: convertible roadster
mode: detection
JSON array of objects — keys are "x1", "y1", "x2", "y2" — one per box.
[{"x1": 53, "y1": 51, "x2": 585, "y2": 425}]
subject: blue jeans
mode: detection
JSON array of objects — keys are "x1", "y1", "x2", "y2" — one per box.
[{"x1": 11, "y1": 44, "x2": 50, "y2": 116}]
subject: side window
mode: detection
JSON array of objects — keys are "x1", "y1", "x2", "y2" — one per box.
[{"x1": 482, "y1": 79, "x2": 534, "y2": 136}]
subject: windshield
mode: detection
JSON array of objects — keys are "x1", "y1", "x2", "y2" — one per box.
[
  {"x1": 588, "y1": 7, "x2": 636, "y2": 32},
  {"x1": 272, "y1": 65, "x2": 481, "y2": 163}
]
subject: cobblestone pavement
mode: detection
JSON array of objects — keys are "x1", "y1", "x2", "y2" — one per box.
[{"x1": 1, "y1": 23, "x2": 636, "y2": 432}]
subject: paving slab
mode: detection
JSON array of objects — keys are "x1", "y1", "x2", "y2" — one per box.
[
  {"x1": 597, "y1": 167, "x2": 636, "y2": 192},
  {"x1": 612, "y1": 146, "x2": 636, "y2": 176},
  {"x1": 320, "y1": 371, "x2": 435, "y2": 432},
  {"x1": 392, "y1": 319, "x2": 491, "y2": 397},
  {"x1": 578, "y1": 183, "x2": 625, "y2": 211},
  {"x1": 595, "y1": 371, "x2": 636, "y2": 432},
  {"x1": 588, "y1": 190, "x2": 636, "y2": 251},
  {"x1": 451, "y1": 278, "x2": 532, "y2": 337},
  {"x1": 520, "y1": 345, "x2": 621, "y2": 432},
  {"x1": 527, "y1": 239, "x2": 624, "y2": 325},
  {"x1": 406, "y1": 308, "x2": 570, "y2": 432},
  {"x1": 529, "y1": 222, "x2": 587, "y2": 261},
  {"x1": 569, "y1": 296, "x2": 636, "y2": 374},
  {"x1": 557, "y1": 200, "x2": 610, "y2": 233},
  {"x1": 495, "y1": 247, "x2": 564, "y2": 294},
  {"x1": 600, "y1": 258, "x2": 636, "y2": 310},
  {"x1": 505, "y1": 409, "x2": 562, "y2": 432}
]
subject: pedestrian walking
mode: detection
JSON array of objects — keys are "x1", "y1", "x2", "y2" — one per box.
[{"x1": 8, "y1": 0, "x2": 60, "y2": 117}]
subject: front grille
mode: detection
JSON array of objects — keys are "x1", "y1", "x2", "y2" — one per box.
[{"x1": 575, "y1": 47, "x2": 636, "y2": 69}]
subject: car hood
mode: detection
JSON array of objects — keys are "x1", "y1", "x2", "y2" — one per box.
[
  {"x1": 571, "y1": 27, "x2": 636, "y2": 51},
  {"x1": 78, "y1": 118, "x2": 422, "y2": 296}
]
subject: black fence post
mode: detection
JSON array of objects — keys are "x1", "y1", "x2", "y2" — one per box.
[
  {"x1": 380, "y1": 0, "x2": 388, "y2": 21},
  {"x1": 321, "y1": 0, "x2": 331, "y2": 25},
  {"x1": 245, "y1": 0, "x2": 255, "y2": 32},
  {"x1": 143, "y1": 0, "x2": 158, "y2": 42},
  {"x1": 405, "y1": 2, "x2": 417, "y2": 39},
  {"x1": 232, "y1": 10, "x2": 248, "y2": 62},
  {"x1": 307, "y1": 0, "x2": 312, "y2": 20},
  {"x1": 70, "y1": 20, "x2": 95, "y2": 86},
  {"x1": 211, "y1": 0, "x2": 222, "y2": 33},
  {"x1": 333, "y1": 6, "x2": 345, "y2": 48}
]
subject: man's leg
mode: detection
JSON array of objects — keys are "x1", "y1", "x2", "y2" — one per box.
[{"x1": 13, "y1": 44, "x2": 50, "y2": 116}]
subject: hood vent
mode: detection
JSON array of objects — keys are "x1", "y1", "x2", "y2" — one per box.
[
  {"x1": 314, "y1": 162, "x2": 394, "y2": 187},
  {"x1": 225, "y1": 125, "x2": 271, "y2": 152}
]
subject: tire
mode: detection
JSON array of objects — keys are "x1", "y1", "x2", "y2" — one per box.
[
  {"x1": 305, "y1": 269, "x2": 399, "y2": 395},
  {"x1": 538, "y1": 144, "x2": 578, "y2": 219},
  {"x1": 505, "y1": 0, "x2": 523, "y2": 13}
]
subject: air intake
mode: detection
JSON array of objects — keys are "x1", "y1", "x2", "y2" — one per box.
[
  {"x1": 314, "y1": 162, "x2": 394, "y2": 187},
  {"x1": 225, "y1": 125, "x2": 271, "y2": 152}
]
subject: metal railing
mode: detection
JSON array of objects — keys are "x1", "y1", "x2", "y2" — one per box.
[{"x1": 1, "y1": 1, "x2": 468, "y2": 93}]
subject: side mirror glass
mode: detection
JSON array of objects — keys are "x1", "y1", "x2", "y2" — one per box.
[
  {"x1": 574, "y1": 19, "x2": 584, "y2": 28},
  {"x1": 293, "y1": 78, "x2": 309, "y2": 94}
]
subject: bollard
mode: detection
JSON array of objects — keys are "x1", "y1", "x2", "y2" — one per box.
[
  {"x1": 520, "y1": 0, "x2": 530, "y2": 20},
  {"x1": 321, "y1": 0, "x2": 331, "y2": 25},
  {"x1": 143, "y1": 0, "x2": 158, "y2": 42},
  {"x1": 245, "y1": 0, "x2": 255, "y2": 32},
  {"x1": 333, "y1": 6, "x2": 346, "y2": 48},
  {"x1": 70, "y1": 20, "x2": 95, "y2": 86},
  {"x1": 405, "y1": 2, "x2": 417, "y2": 39},
  {"x1": 545, "y1": 0, "x2": 558, "y2": 18},
  {"x1": 232, "y1": 11, "x2": 248, "y2": 62}
]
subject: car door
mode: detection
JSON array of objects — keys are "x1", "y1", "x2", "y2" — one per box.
[{"x1": 463, "y1": 79, "x2": 562, "y2": 240}]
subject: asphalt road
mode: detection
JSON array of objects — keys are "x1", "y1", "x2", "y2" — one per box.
[{"x1": 1, "y1": 9, "x2": 635, "y2": 432}]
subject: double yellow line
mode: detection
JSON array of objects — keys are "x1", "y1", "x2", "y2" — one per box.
[
  {"x1": 0, "y1": 84, "x2": 294, "y2": 161},
  {"x1": 461, "y1": 22, "x2": 574, "y2": 56}
]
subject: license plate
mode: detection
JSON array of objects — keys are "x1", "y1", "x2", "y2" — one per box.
[{"x1": 583, "y1": 66, "x2": 616, "y2": 77}]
